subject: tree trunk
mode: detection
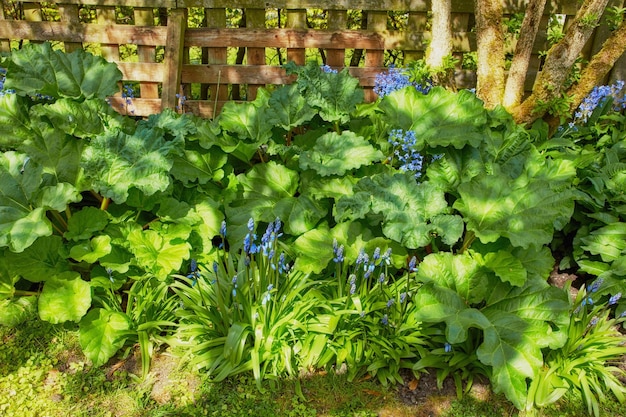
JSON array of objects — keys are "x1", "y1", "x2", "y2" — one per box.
[
  {"x1": 426, "y1": 0, "x2": 455, "y2": 89},
  {"x1": 512, "y1": 0, "x2": 611, "y2": 125},
  {"x1": 474, "y1": 0, "x2": 505, "y2": 109},
  {"x1": 503, "y1": 0, "x2": 547, "y2": 109},
  {"x1": 567, "y1": 18, "x2": 626, "y2": 112}
]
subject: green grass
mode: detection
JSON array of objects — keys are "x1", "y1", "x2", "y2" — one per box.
[{"x1": 1, "y1": 319, "x2": 624, "y2": 417}]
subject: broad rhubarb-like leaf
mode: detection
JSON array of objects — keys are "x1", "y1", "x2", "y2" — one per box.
[
  {"x1": 379, "y1": 87, "x2": 487, "y2": 149},
  {"x1": 81, "y1": 128, "x2": 181, "y2": 203},
  {"x1": 336, "y1": 173, "x2": 463, "y2": 248},
  {"x1": 4, "y1": 42, "x2": 121, "y2": 99},
  {"x1": 38, "y1": 271, "x2": 92, "y2": 323},
  {"x1": 454, "y1": 156, "x2": 576, "y2": 248},
  {"x1": 79, "y1": 308, "x2": 130, "y2": 367},
  {"x1": 266, "y1": 83, "x2": 315, "y2": 131},
  {"x1": 299, "y1": 131, "x2": 384, "y2": 177},
  {"x1": 5, "y1": 235, "x2": 69, "y2": 282}
]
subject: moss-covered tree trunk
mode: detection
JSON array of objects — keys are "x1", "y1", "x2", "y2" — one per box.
[
  {"x1": 426, "y1": 0, "x2": 456, "y2": 89},
  {"x1": 512, "y1": 0, "x2": 610, "y2": 124},
  {"x1": 503, "y1": 0, "x2": 547, "y2": 109},
  {"x1": 474, "y1": 0, "x2": 505, "y2": 109},
  {"x1": 567, "y1": 18, "x2": 626, "y2": 112}
]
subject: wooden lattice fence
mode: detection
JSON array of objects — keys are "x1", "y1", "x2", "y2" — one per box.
[{"x1": 0, "y1": 0, "x2": 621, "y2": 117}]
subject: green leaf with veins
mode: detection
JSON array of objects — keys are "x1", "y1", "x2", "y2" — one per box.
[
  {"x1": 218, "y1": 89, "x2": 272, "y2": 144},
  {"x1": 454, "y1": 157, "x2": 577, "y2": 248},
  {"x1": 38, "y1": 271, "x2": 92, "y2": 323},
  {"x1": 415, "y1": 272, "x2": 569, "y2": 410},
  {"x1": 81, "y1": 127, "x2": 181, "y2": 203},
  {"x1": 267, "y1": 83, "x2": 316, "y2": 131},
  {"x1": 336, "y1": 173, "x2": 462, "y2": 248},
  {"x1": 79, "y1": 308, "x2": 130, "y2": 367},
  {"x1": 299, "y1": 131, "x2": 384, "y2": 177},
  {"x1": 19, "y1": 122, "x2": 84, "y2": 185},
  {"x1": 29, "y1": 98, "x2": 130, "y2": 139},
  {"x1": 4, "y1": 42, "x2": 121, "y2": 99},
  {"x1": 379, "y1": 87, "x2": 488, "y2": 149},
  {"x1": 127, "y1": 223, "x2": 192, "y2": 280},
  {"x1": 5, "y1": 235, "x2": 70, "y2": 282},
  {"x1": 0, "y1": 297, "x2": 37, "y2": 326},
  {"x1": 0, "y1": 94, "x2": 32, "y2": 150},
  {"x1": 69, "y1": 235, "x2": 112, "y2": 263},
  {"x1": 65, "y1": 207, "x2": 110, "y2": 241},
  {"x1": 170, "y1": 142, "x2": 228, "y2": 185},
  {"x1": 0, "y1": 152, "x2": 54, "y2": 252}
]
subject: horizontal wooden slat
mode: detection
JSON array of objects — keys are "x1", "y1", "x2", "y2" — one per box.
[
  {"x1": 177, "y1": 0, "x2": 578, "y2": 14},
  {"x1": 0, "y1": 21, "x2": 167, "y2": 45},
  {"x1": 14, "y1": 0, "x2": 177, "y2": 7},
  {"x1": 116, "y1": 62, "x2": 165, "y2": 82},
  {"x1": 10, "y1": 0, "x2": 580, "y2": 15},
  {"x1": 108, "y1": 97, "x2": 162, "y2": 115}
]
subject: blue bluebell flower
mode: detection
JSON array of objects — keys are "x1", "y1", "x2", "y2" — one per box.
[
  {"x1": 356, "y1": 249, "x2": 368, "y2": 265},
  {"x1": 408, "y1": 256, "x2": 417, "y2": 272},
  {"x1": 400, "y1": 292, "x2": 407, "y2": 304},
  {"x1": 388, "y1": 129, "x2": 424, "y2": 178},
  {"x1": 220, "y1": 220, "x2": 227, "y2": 237},
  {"x1": 573, "y1": 81, "x2": 626, "y2": 124},
  {"x1": 372, "y1": 247, "x2": 381, "y2": 262},
  {"x1": 609, "y1": 292, "x2": 622, "y2": 306},
  {"x1": 589, "y1": 278, "x2": 603, "y2": 293},
  {"x1": 444, "y1": 343, "x2": 452, "y2": 353},
  {"x1": 374, "y1": 65, "x2": 431, "y2": 97},
  {"x1": 363, "y1": 264, "x2": 375, "y2": 279},
  {"x1": 378, "y1": 273, "x2": 385, "y2": 284},
  {"x1": 386, "y1": 298, "x2": 395, "y2": 308},
  {"x1": 381, "y1": 314, "x2": 389, "y2": 325},
  {"x1": 333, "y1": 240, "x2": 345, "y2": 263},
  {"x1": 321, "y1": 64, "x2": 337, "y2": 74}
]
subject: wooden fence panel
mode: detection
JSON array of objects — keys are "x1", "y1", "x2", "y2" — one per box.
[{"x1": 0, "y1": 0, "x2": 621, "y2": 118}]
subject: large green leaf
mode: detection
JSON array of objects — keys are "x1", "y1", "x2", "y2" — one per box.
[
  {"x1": 79, "y1": 308, "x2": 130, "y2": 367},
  {"x1": 4, "y1": 42, "x2": 122, "y2": 99},
  {"x1": 0, "y1": 152, "x2": 58, "y2": 252},
  {"x1": 454, "y1": 157, "x2": 576, "y2": 248},
  {"x1": 64, "y1": 206, "x2": 110, "y2": 241},
  {"x1": 579, "y1": 222, "x2": 626, "y2": 263},
  {"x1": 29, "y1": 98, "x2": 128, "y2": 139},
  {"x1": 226, "y1": 162, "x2": 300, "y2": 247},
  {"x1": 127, "y1": 223, "x2": 192, "y2": 280},
  {"x1": 218, "y1": 90, "x2": 272, "y2": 145},
  {"x1": 336, "y1": 173, "x2": 462, "y2": 248},
  {"x1": 379, "y1": 87, "x2": 487, "y2": 149},
  {"x1": 286, "y1": 62, "x2": 364, "y2": 124},
  {"x1": 0, "y1": 296, "x2": 37, "y2": 327},
  {"x1": 0, "y1": 94, "x2": 31, "y2": 150},
  {"x1": 414, "y1": 269, "x2": 569, "y2": 410},
  {"x1": 81, "y1": 128, "x2": 181, "y2": 203},
  {"x1": 299, "y1": 131, "x2": 384, "y2": 177},
  {"x1": 38, "y1": 272, "x2": 92, "y2": 323},
  {"x1": 417, "y1": 252, "x2": 489, "y2": 304},
  {"x1": 5, "y1": 235, "x2": 69, "y2": 282},
  {"x1": 18, "y1": 122, "x2": 84, "y2": 185},
  {"x1": 170, "y1": 143, "x2": 228, "y2": 185},
  {"x1": 266, "y1": 83, "x2": 316, "y2": 131}
]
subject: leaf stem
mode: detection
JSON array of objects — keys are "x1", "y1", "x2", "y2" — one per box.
[
  {"x1": 100, "y1": 197, "x2": 110, "y2": 211},
  {"x1": 14, "y1": 290, "x2": 39, "y2": 296},
  {"x1": 50, "y1": 210, "x2": 68, "y2": 231},
  {"x1": 459, "y1": 230, "x2": 475, "y2": 254}
]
